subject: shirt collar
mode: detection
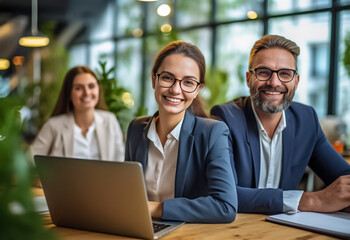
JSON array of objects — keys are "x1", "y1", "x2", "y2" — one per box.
[{"x1": 147, "y1": 117, "x2": 184, "y2": 142}]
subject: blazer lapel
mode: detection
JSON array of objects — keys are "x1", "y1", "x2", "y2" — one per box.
[
  {"x1": 245, "y1": 99, "x2": 261, "y2": 187},
  {"x1": 62, "y1": 113, "x2": 74, "y2": 157},
  {"x1": 174, "y1": 111, "x2": 195, "y2": 197},
  {"x1": 95, "y1": 111, "x2": 108, "y2": 160},
  {"x1": 136, "y1": 114, "x2": 155, "y2": 172},
  {"x1": 280, "y1": 109, "x2": 295, "y2": 188}
]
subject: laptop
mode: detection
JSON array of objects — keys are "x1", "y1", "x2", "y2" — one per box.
[{"x1": 34, "y1": 155, "x2": 184, "y2": 239}]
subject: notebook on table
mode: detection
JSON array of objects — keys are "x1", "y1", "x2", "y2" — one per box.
[
  {"x1": 266, "y1": 211, "x2": 350, "y2": 239},
  {"x1": 34, "y1": 155, "x2": 184, "y2": 239}
]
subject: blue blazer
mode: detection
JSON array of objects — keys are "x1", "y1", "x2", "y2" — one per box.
[
  {"x1": 211, "y1": 97, "x2": 350, "y2": 214},
  {"x1": 125, "y1": 110, "x2": 237, "y2": 223}
]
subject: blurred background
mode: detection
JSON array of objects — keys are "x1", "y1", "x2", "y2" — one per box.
[{"x1": 0, "y1": 0, "x2": 350, "y2": 150}]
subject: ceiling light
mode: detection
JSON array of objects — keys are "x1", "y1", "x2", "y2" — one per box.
[
  {"x1": 247, "y1": 11, "x2": 258, "y2": 19},
  {"x1": 157, "y1": 4, "x2": 171, "y2": 17},
  {"x1": 19, "y1": 0, "x2": 49, "y2": 47},
  {"x1": 132, "y1": 28, "x2": 143, "y2": 38},
  {"x1": 0, "y1": 59, "x2": 10, "y2": 70},
  {"x1": 160, "y1": 24, "x2": 172, "y2": 33}
]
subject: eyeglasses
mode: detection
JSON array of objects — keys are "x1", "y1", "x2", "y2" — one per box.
[
  {"x1": 156, "y1": 72, "x2": 201, "y2": 93},
  {"x1": 251, "y1": 67, "x2": 297, "y2": 83}
]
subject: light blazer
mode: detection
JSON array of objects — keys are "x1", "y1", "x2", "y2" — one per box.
[
  {"x1": 31, "y1": 109, "x2": 124, "y2": 162},
  {"x1": 125, "y1": 110, "x2": 237, "y2": 223},
  {"x1": 211, "y1": 97, "x2": 350, "y2": 214}
]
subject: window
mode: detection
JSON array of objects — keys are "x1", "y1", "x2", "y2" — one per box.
[
  {"x1": 217, "y1": 0, "x2": 264, "y2": 21},
  {"x1": 69, "y1": 0, "x2": 350, "y2": 125},
  {"x1": 90, "y1": 41, "x2": 115, "y2": 72},
  {"x1": 337, "y1": 10, "x2": 350, "y2": 145},
  {"x1": 268, "y1": 0, "x2": 331, "y2": 14},
  {"x1": 269, "y1": 13, "x2": 330, "y2": 118},
  {"x1": 217, "y1": 22, "x2": 262, "y2": 99},
  {"x1": 176, "y1": 0, "x2": 211, "y2": 27},
  {"x1": 116, "y1": 39, "x2": 142, "y2": 105}
]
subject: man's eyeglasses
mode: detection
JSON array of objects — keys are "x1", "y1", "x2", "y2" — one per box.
[
  {"x1": 156, "y1": 72, "x2": 201, "y2": 93},
  {"x1": 251, "y1": 67, "x2": 297, "y2": 83}
]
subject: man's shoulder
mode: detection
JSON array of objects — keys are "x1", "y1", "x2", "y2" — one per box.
[
  {"x1": 288, "y1": 101, "x2": 317, "y2": 116},
  {"x1": 211, "y1": 96, "x2": 250, "y2": 122},
  {"x1": 193, "y1": 115, "x2": 228, "y2": 133}
]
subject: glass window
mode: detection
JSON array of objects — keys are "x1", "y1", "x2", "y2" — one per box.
[
  {"x1": 178, "y1": 28, "x2": 212, "y2": 67},
  {"x1": 116, "y1": 38, "x2": 142, "y2": 107},
  {"x1": 217, "y1": 22, "x2": 263, "y2": 101},
  {"x1": 337, "y1": 10, "x2": 350, "y2": 146},
  {"x1": 269, "y1": 13, "x2": 331, "y2": 118},
  {"x1": 339, "y1": 0, "x2": 350, "y2": 6},
  {"x1": 268, "y1": 0, "x2": 331, "y2": 14},
  {"x1": 89, "y1": 41, "x2": 115, "y2": 73},
  {"x1": 89, "y1": 1, "x2": 114, "y2": 40},
  {"x1": 217, "y1": 0, "x2": 264, "y2": 21},
  {"x1": 69, "y1": 44, "x2": 88, "y2": 68},
  {"x1": 176, "y1": 0, "x2": 211, "y2": 27},
  {"x1": 116, "y1": 0, "x2": 142, "y2": 36}
]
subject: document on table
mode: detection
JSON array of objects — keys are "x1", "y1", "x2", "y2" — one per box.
[
  {"x1": 266, "y1": 212, "x2": 350, "y2": 239},
  {"x1": 33, "y1": 196, "x2": 49, "y2": 214}
]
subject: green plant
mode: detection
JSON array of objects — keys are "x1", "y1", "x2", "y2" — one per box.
[
  {"x1": 201, "y1": 68, "x2": 230, "y2": 113},
  {"x1": 0, "y1": 97, "x2": 56, "y2": 240},
  {"x1": 96, "y1": 61, "x2": 135, "y2": 133}
]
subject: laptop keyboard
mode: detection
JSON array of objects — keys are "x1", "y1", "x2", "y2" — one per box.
[{"x1": 153, "y1": 222, "x2": 171, "y2": 233}]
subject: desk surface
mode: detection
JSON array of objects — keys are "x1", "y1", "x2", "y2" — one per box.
[
  {"x1": 42, "y1": 212, "x2": 337, "y2": 240},
  {"x1": 32, "y1": 189, "x2": 337, "y2": 240}
]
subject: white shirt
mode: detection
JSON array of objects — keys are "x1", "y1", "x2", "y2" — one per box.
[
  {"x1": 73, "y1": 122, "x2": 100, "y2": 160},
  {"x1": 252, "y1": 104, "x2": 303, "y2": 213},
  {"x1": 145, "y1": 117, "x2": 183, "y2": 202}
]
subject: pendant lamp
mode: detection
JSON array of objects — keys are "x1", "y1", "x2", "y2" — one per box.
[
  {"x1": 0, "y1": 59, "x2": 10, "y2": 70},
  {"x1": 19, "y1": 0, "x2": 49, "y2": 47}
]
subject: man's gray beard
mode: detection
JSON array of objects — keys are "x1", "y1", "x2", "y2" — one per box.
[{"x1": 251, "y1": 87, "x2": 295, "y2": 113}]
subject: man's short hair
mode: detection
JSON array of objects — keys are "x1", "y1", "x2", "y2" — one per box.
[{"x1": 249, "y1": 35, "x2": 300, "y2": 70}]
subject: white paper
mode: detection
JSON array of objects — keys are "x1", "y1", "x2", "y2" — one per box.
[{"x1": 33, "y1": 196, "x2": 49, "y2": 214}]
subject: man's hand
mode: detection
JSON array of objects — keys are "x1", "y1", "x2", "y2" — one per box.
[
  {"x1": 148, "y1": 201, "x2": 163, "y2": 219},
  {"x1": 299, "y1": 175, "x2": 350, "y2": 212}
]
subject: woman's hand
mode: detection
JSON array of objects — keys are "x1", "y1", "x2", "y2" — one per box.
[{"x1": 148, "y1": 201, "x2": 163, "y2": 219}]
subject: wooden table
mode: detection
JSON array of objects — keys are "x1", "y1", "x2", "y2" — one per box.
[
  {"x1": 345, "y1": 156, "x2": 350, "y2": 165},
  {"x1": 41, "y1": 212, "x2": 337, "y2": 240},
  {"x1": 33, "y1": 188, "x2": 337, "y2": 240}
]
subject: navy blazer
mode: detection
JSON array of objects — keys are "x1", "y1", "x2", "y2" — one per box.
[
  {"x1": 125, "y1": 110, "x2": 237, "y2": 223},
  {"x1": 211, "y1": 96, "x2": 350, "y2": 214}
]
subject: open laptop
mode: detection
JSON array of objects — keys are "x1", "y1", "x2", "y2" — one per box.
[{"x1": 34, "y1": 155, "x2": 184, "y2": 239}]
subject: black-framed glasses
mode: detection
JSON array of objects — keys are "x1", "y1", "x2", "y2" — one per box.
[
  {"x1": 156, "y1": 72, "x2": 201, "y2": 93},
  {"x1": 251, "y1": 67, "x2": 297, "y2": 83}
]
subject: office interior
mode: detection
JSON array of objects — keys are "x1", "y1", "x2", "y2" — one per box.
[
  {"x1": 1, "y1": 0, "x2": 350, "y2": 238},
  {"x1": 1, "y1": 1, "x2": 349, "y2": 147},
  {"x1": 1, "y1": 0, "x2": 350, "y2": 144}
]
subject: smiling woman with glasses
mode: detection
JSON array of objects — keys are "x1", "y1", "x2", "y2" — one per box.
[
  {"x1": 125, "y1": 40, "x2": 237, "y2": 223},
  {"x1": 156, "y1": 71, "x2": 201, "y2": 92}
]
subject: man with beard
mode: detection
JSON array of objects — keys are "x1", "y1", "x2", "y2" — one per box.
[{"x1": 211, "y1": 35, "x2": 350, "y2": 214}]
